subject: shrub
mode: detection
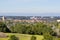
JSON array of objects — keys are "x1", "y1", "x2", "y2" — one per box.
[
  {"x1": 31, "y1": 36, "x2": 36, "y2": 40},
  {"x1": 9, "y1": 35, "x2": 19, "y2": 40},
  {"x1": 43, "y1": 34, "x2": 53, "y2": 40}
]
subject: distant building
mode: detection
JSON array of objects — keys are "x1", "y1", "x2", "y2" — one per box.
[
  {"x1": 0, "y1": 16, "x2": 5, "y2": 22},
  {"x1": 57, "y1": 20, "x2": 60, "y2": 22},
  {"x1": 2, "y1": 16, "x2": 5, "y2": 22}
]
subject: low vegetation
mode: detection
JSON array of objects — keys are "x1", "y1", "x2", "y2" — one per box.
[
  {"x1": 0, "y1": 22, "x2": 60, "y2": 40},
  {"x1": 0, "y1": 33, "x2": 44, "y2": 40},
  {"x1": 31, "y1": 36, "x2": 36, "y2": 40}
]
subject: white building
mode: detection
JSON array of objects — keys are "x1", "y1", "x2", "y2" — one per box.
[
  {"x1": 2, "y1": 16, "x2": 5, "y2": 22},
  {"x1": 57, "y1": 20, "x2": 60, "y2": 22}
]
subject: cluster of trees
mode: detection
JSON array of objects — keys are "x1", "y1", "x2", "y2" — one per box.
[
  {"x1": 10, "y1": 22, "x2": 54, "y2": 35},
  {"x1": 10, "y1": 22, "x2": 60, "y2": 40}
]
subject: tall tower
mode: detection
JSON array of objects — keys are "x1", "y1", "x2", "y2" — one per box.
[{"x1": 2, "y1": 16, "x2": 5, "y2": 22}]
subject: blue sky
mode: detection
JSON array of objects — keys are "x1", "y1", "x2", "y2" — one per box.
[{"x1": 0, "y1": 0, "x2": 60, "y2": 16}]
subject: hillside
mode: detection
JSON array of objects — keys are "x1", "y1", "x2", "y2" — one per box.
[{"x1": 0, "y1": 33, "x2": 44, "y2": 40}]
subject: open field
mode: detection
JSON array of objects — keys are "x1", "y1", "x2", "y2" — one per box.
[{"x1": 0, "y1": 33, "x2": 44, "y2": 40}]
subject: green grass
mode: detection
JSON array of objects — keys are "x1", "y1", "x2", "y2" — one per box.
[
  {"x1": 0, "y1": 33, "x2": 44, "y2": 40},
  {"x1": 0, "y1": 38, "x2": 8, "y2": 40}
]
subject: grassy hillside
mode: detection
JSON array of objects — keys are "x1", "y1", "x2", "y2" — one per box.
[{"x1": 0, "y1": 33, "x2": 44, "y2": 40}]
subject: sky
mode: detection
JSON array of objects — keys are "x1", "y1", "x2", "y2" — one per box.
[{"x1": 0, "y1": 0, "x2": 60, "y2": 16}]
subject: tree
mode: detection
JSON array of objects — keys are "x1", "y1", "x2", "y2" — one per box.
[
  {"x1": 0, "y1": 22, "x2": 10, "y2": 32},
  {"x1": 10, "y1": 26, "x2": 15, "y2": 33}
]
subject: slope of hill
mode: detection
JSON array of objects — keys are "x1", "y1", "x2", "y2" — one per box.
[{"x1": 0, "y1": 33, "x2": 44, "y2": 40}]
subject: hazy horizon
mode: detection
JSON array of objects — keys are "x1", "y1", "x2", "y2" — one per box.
[
  {"x1": 0, "y1": 0, "x2": 60, "y2": 16},
  {"x1": 0, "y1": 13, "x2": 60, "y2": 16}
]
